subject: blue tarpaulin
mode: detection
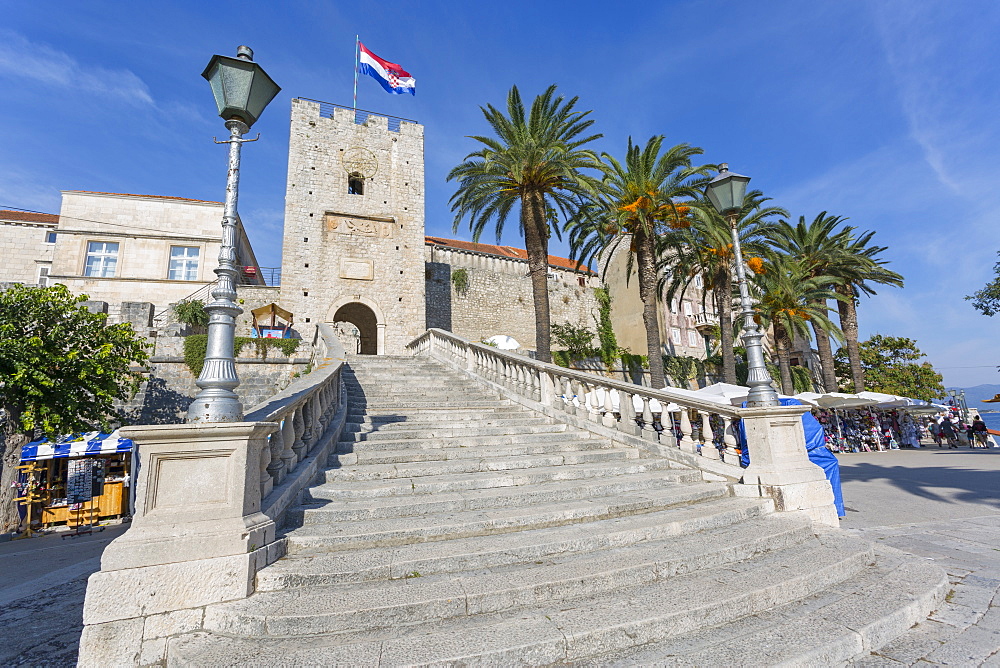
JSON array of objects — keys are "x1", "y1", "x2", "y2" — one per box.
[{"x1": 737, "y1": 398, "x2": 845, "y2": 518}]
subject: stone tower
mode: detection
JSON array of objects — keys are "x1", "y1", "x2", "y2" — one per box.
[{"x1": 280, "y1": 98, "x2": 425, "y2": 354}]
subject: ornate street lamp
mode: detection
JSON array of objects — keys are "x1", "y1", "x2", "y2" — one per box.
[
  {"x1": 187, "y1": 46, "x2": 280, "y2": 423},
  {"x1": 705, "y1": 164, "x2": 780, "y2": 407}
]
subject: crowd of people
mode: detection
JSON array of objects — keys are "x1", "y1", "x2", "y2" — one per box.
[{"x1": 812, "y1": 407, "x2": 998, "y2": 453}]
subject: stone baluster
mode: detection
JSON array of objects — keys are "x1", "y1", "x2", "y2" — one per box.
[
  {"x1": 724, "y1": 418, "x2": 740, "y2": 464},
  {"x1": 617, "y1": 390, "x2": 636, "y2": 435},
  {"x1": 291, "y1": 405, "x2": 307, "y2": 461},
  {"x1": 266, "y1": 427, "x2": 285, "y2": 484},
  {"x1": 300, "y1": 396, "x2": 315, "y2": 449},
  {"x1": 310, "y1": 393, "x2": 323, "y2": 450},
  {"x1": 678, "y1": 409, "x2": 696, "y2": 453},
  {"x1": 515, "y1": 364, "x2": 526, "y2": 395},
  {"x1": 280, "y1": 412, "x2": 296, "y2": 474},
  {"x1": 602, "y1": 387, "x2": 616, "y2": 428},
  {"x1": 701, "y1": 413, "x2": 720, "y2": 459},
  {"x1": 586, "y1": 384, "x2": 601, "y2": 422},
  {"x1": 562, "y1": 377, "x2": 574, "y2": 412},
  {"x1": 259, "y1": 434, "x2": 273, "y2": 498},
  {"x1": 641, "y1": 397, "x2": 656, "y2": 440}
]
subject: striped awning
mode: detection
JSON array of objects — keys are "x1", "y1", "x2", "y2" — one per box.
[{"x1": 20, "y1": 430, "x2": 134, "y2": 462}]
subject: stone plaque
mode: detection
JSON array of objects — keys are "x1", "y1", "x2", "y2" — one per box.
[
  {"x1": 325, "y1": 213, "x2": 393, "y2": 238},
  {"x1": 340, "y1": 257, "x2": 374, "y2": 281},
  {"x1": 149, "y1": 451, "x2": 230, "y2": 510}
]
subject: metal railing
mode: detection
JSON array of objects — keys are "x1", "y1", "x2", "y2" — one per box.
[
  {"x1": 407, "y1": 328, "x2": 749, "y2": 467},
  {"x1": 297, "y1": 97, "x2": 418, "y2": 132},
  {"x1": 256, "y1": 266, "x2": 281, "y2": 286}
]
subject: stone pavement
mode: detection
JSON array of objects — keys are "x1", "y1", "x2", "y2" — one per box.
[
  {"x1": 839, "y1": 446, "x2": 1000, "y2": 666},
  {"x1": 0, "y1": 523, "x2": 128, "y2": 667}
]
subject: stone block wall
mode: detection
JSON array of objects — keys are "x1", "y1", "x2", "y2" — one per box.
[
  {"x1": 426, "y1": 260, "x2": 601, "y2": 351},
  {"x1": 0, "y1": 218, "x2": 54, "y2": 285}
]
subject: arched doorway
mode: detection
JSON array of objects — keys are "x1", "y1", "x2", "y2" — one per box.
[{"x1": 332, "y1": 302, "x2": 379, "y2": 354}]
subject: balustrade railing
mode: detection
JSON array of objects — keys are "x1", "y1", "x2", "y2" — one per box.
[
  {"x1": 407, "y1": 329, "x2": 746, "y2": 468},
  {"x1": 245, "y1": 323, "x2": 345, "y2": 501}
]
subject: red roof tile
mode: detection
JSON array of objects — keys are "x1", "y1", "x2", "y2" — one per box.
[
  {"x1": 64, "y1": 191, "x2": 222, "y2": 205},
  {"x1": 425, "y1": 236, "x2": 594, "y2": 274},
  {"x1": 0, "y1": 209, "x2": 59, "y2": 224}
]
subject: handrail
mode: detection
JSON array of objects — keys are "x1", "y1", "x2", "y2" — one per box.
[
  {"x1": 244, "y1": 323, "x2": 347, "y2": 504},
  {"x1": 407, "y1": 328, "x2": 751, "y2": 465}
]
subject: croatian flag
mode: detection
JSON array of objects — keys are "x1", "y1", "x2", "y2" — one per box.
[{"x1": 359, "y1": 42, "x2": 416, "y2": 95}]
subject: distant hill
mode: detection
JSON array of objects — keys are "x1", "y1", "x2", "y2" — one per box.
[{"x1": 946, "y1": 384, "x2": 1000, "y2": 408}]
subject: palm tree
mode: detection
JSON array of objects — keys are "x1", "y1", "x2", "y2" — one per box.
[
  {"x1": 753, "y1": 256, "x2": 844, "y2": 394},
  {"x1": 448, "y1": 85, "x2": 602, "y2": 363},
  {"x1": 567, "y1": 136, "x2": 711, "y2": 388},
  {"x1": 767, "y1": 212, "x2": 854, "y2": 391},
  {"x1": 666, "y1": 192, "x2": 786, "y2": 384},
  {"x1": 833, "y1": 230, "x2": 904, "y2": 392}
]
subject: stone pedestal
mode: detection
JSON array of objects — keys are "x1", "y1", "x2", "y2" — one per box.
[
  {"x1": 78, "y1": 422, "x2": 278, "y2": 667},
  {"x1": 735, "y1": 405, "x2": 839, "y2": 528}
]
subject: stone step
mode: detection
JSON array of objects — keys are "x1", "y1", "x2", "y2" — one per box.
[
  {"x1": 296, "y1": 467, "x2": 704, "y2": 522},
  {"x1": 313, "y1": 457, "x2": 679, "y2": 498},
  {"x1": 261, "y1": 495, "x2": 769, "y2": 589},
  {"x1": 332, "y1": 439, "x2": 614, "y2": 465},
  {"x1": 171, "y1": 533, "x2": 876, "y2": 665},
  {"x1": 284, "y1": 482, "x2": 729, "y2": 553},
  {"x1": 589, "y1": 545, "x2": 947, "y2": 666},
  {"x1": 346, "y1": 398, "x2": 511, "y2": 410},
  {"x1": 323, "y1": 447, "x2": 638, "y2": 481},
  {"x1": 346, "y1": 406, "x2": 520, "y2": 420},
  {"x1": 207, "y1": 514, "x2": 815, "y2": 638},
  {"x1": 344, "y1": 415, "x2": 552, "y2": 432},
  {"x1": 339, "y1": 421, "x2": 571, "y2": 442}
]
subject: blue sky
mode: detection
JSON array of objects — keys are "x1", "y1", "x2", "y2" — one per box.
[{"x1": 2, "y1": 1, "x2": 999, "y2": 389}]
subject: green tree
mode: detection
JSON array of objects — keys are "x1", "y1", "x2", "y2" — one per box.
[
  {"x1": 0, "y1": 285, "x2": 149, "y2": 532},
  {"x1": 834, "y1": 334, "x2": 944, "y2": 401},
  {"x1": 662, "y1": 354, "x2": 704, "y2": 389},
  {"x1": 666, "y1": 192, "x2": 786, "y2": 385},
  {"x1": 448, "y1": 85, "x2": 602, "y2": 363},
  {"x1": 753, "y1": 256, "x2": 843, "y2": 395},
  {"x1": 966, "y1": 251, "x2": 1000, "y2": 315},
  {"x1": 767, "y1": 212, "x2": 853, "y2": 391},
  {"x1": 550, "y1": 322, "x2": 597, "y2": 363},
  {"x1": 568, "y1": 136, "x2": 712, "y2": 388}
]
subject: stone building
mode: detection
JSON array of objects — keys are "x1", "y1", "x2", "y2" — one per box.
[
  {"x1": 0, "y1": 209, "x2": 58, "y2": 286},
  {"x1": 45, "y1": 191, "x2": 264, "y2": 321}
]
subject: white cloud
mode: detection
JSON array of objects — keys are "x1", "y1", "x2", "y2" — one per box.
[{"x1": 0, "y1": 30, "x2": 153, "y2": 106}]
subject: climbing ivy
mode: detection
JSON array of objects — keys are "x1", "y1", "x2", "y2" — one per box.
[
  {"x1": 593, "y1": 288, "x2": 618, "y2": 370},
  {"x1": 451, "y1": 267, "x2": 469, "y2": 296},
  {"x1": 183, "y1": 335, "x2": 300, "y2": 377}
]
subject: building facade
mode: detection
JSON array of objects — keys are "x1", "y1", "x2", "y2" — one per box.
[{"x1": 0, "y1": 209, "x2": 58, "y2": 286}]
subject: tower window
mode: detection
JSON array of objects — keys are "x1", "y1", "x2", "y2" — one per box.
[{"x1": 348, "y1": 172, "x2": 365, "y2": 195}]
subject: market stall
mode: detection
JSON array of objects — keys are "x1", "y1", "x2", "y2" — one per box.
[
  {"x1": 16, "y1": 431, "x2": 135, "y2": 532},
  {"x1": 251, "y1": 302, "x2": 294, "y2": 339}
]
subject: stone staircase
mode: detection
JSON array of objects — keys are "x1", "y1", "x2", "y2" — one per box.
[{"x1": 167, "y1": 355, "x2": 946, "y2": 666}]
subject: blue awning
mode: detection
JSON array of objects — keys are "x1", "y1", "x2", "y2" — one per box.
[{"x1": 20, "y1": 431, "x2": 134, "y2": 462}]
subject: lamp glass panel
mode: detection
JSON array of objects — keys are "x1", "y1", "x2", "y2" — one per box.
[
  {"x1": 245, "y1": 72, "x2": 281, "y2": 121},
  {"x1": 219, "y1": 62, "x2": 253, "y2": 114}
]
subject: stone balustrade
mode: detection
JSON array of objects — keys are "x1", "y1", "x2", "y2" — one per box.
[
  {"x1": 77, "y1": 324, "x2": 348, "y2": 666},
  {"x1": 407, "y1": 328, "x2": 838, "y2": 528}
]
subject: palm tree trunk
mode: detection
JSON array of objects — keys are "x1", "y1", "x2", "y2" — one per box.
[
  {"x1": 716, "y1": 268, "x2": 737, "y2": 384},
  {"x1": 522, "y1": 192, "x2": 552, "y2": 363},
  {"x1": 773, "y1": 322, "x2": 795, "y2": 395},
  {"x1": 810, "y1": 299, "x2": 838, "y2": 391},
  {"x1": 636, "y1": 231, "x2": 666, "y2": 389},
  {"x1": 835, "y1": 283, "x2": 864, "y2": 392}
]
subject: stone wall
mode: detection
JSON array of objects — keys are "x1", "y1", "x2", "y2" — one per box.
[
  {"x1": 121, "y1": 335, "x2": 310, "y2": 425},
  {"x1": 426, "y1": 259, "x2": 601, "y2": 351},
  {"x1": 0, "y1": 217, "x2": 55, "y2": 285}
]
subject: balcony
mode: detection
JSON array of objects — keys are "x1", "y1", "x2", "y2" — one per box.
[{"x1": 694, "y1": 312, "x2": 719, "y2": 333}]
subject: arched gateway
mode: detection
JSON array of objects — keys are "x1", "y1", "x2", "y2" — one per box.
[{"x1": 327, "y1": 296, "x2": 385, "y2": 355}]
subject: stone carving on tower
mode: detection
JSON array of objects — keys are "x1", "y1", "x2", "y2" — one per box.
[{"x1": 280, "y1": 98, "x2": 425, "y2": 354}]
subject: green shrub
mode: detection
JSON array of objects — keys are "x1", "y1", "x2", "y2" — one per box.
[
  {"x1": 173, "y1": 299, "x2": 208, "y2": 328},
  {"x1": 451, "y1": 267, "x2": 469, "y2": 296},
  {"x1": 183, "y1": 335, "x2": 300, "y2": 376}
]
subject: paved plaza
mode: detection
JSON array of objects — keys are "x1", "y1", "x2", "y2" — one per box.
[{"x1": 841, "y1": 446, "x2": 1000, "y2": 666}]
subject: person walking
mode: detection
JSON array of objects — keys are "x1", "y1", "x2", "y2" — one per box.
[
  {"x1": 929, "y1": 418, "x2": 943, "y2": 447},
  {"x1": 941, "y1": 417, "x2": 959, "y2": 449}
]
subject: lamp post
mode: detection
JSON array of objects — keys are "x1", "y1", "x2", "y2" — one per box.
[
  {"x1": 705, "y1": 164, "x2": 779, "y2": 407},
  {"x1": 187, "y1": 46, "x2": 280, "y2": 423}
]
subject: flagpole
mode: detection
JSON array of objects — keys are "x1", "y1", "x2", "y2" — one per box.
[{"x1": 353, "y1": 35, "x2": 360, "y2": 117}]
